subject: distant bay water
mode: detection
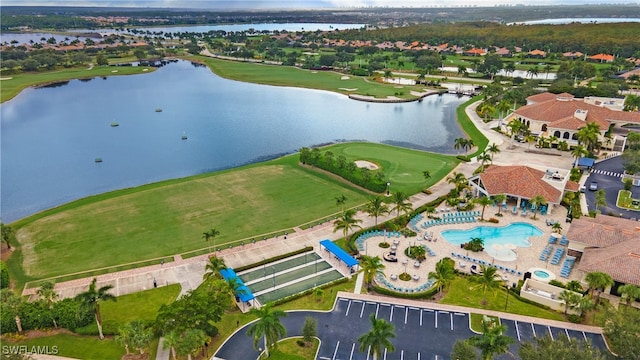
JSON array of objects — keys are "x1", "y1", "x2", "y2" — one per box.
[{"x1": 0, "y1": 60, "x2": 468, "y2": 223}]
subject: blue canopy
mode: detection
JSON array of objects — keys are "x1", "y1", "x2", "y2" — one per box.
[
  {"x1": 319, "y1": 239, "x2": 358, "y2": 267},
  {"x1": 577, "y1": 157, "x2": 595, "y2": 168},
  {"x1": 219, "y1": 268, "x2": 255, "y2": 302}
]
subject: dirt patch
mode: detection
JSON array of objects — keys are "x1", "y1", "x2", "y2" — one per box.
[
  {"x1": 122, "y1": 353, "x2": 150, "y2": 360},
  {"x1": 354, "y1": 160, "x2": 379, "y2": 170},
  {"x1": 1, "y1": 328, "x2": 75, "y2": 342}
]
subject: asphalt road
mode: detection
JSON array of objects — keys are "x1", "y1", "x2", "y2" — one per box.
[
  {"x1": 584, "y1": 156, "x2": 640, "y2": 219},
  {"x1": 213, "y1": 297, "x2": 609, "y2": 360}
]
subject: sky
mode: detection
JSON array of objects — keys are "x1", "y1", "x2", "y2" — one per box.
[{"x1": 2, "y1": 0, "x2": 639, "y2": 9}]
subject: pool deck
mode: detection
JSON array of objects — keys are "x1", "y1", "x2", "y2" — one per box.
[{"x1": 361, "y1": 206, "x2": 581, "y2": 290}]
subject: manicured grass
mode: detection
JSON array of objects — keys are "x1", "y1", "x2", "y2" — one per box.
[
  {"x1": 2, "y1": 333, "x2": 124, "y2": 360},
  {"x1": 457, "y1": 95, "x2": 489, "y2": 158},
  {"x1": 322, "y1": 142, "x2": 459, "y2": 195},
  {"x1": 190, "y1": 55, "x2": 428, "y2": 99},
  {"x1": 470, "y1": 313, "x2": 498, "y2": 332},
  {"x1": 440, "y1": 277, "x2": 565, "y2": 322},
  {"x1": 616, "y1": 190, "x2": 640, "y2": 210},
  {"x1": 268, "y1": 338, "x2": 320, "y2": 360},
  {"x1": 0, "y1": 65, "x2": 156, "y2": 103},
  {"x1": 12, "y1": 142, "x2": 457, "y2": 283},
  {"x1": 101, "y1": 284, "x2": 181, "y2": 327}
]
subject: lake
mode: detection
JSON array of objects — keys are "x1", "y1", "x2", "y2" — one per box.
[{"x1": 0, "y1": 60, "x2": 468, "y2": 223}]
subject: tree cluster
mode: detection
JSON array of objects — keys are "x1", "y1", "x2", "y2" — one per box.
[{"x1": 299, "y1": 147, "x2": 388, "y2": 193}]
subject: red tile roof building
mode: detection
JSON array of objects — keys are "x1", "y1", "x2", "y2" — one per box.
[{"x1": 566, "y1": 216, "x2": 640, "y2": 287}]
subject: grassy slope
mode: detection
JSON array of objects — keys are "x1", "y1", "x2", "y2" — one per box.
[
  {"x1": 13, "y1": 143, "x2": 456, "y2": 281},
  {"x1": 0, "y1": 65, "x2": 155, "y2": 103},
  {"x1": 3, "y1": 333, "x2": 124, "y2": 360},
  {"x1": 191, "y1": 55, "x2": 427, "y2": 99}
]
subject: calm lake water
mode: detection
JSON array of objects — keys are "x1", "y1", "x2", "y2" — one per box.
[{"x1": 0, "y1": 60, "x2": 467, "y2": 223}]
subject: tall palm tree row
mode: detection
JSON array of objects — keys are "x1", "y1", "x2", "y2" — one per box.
[
  {"x1": 202, "y1": 228, "x2": 220, "y2": 253},
  {"x1": 75, "y1": 278, "x2": 117, "y2": 339},
  {"x1": 358, "y1": 313, "x2": 396, "y2": 360},
  {"x1": 247, "y1": 303, "x2": 287, "y2": 358}
]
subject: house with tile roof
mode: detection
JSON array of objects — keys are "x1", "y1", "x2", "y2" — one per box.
[
  {"x1": 463, "y1": 48, "x2": 486, "y2": 57},
  {"x1": 507, "y1": 92, "x2": 640, "y2": 148},
  {"x1": 526, "y1": 49, "x2": 547, "y2": 58},
  {"x1": 587, "y1": 53, "x2": 615, "y2": 63},
  {"x1": 565, "y1": 215, "x2": 640, "y2": 294},
  {"x1": 468, "y1": 165, "x2": 578, "y2": 213}
]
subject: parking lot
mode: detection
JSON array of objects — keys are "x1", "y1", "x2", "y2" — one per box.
[
  {"x1": 213, "y1": 295, "x2": 610, "y2": 360},
  {"x1": 585, "y1": 156, "x2": 640, "y2": 219}
]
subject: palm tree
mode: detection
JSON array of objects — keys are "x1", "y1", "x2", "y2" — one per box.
[
  {"x1": 454, "y1": 137, "x2": 468, "y2": 154},
  {"x1": 422, "y1": 170, "x2": 431, "y2": 188},
  {"x1": 576, "y1": 122, "x2": 601, "y2": 153},
  {"x1": 333, "y1": 208, "x2": 362, "y2": 239},
  {"x1": 552, "y1": 222, "x2": 562, "y2": 234},
  {"x1": 524, "y1": 134, "x2": 536, "y2": 150},
  {"x1": 494, "y1": 194, "x2": 507, "y2": 215},
  {"x1": 476, "y1": 196, "x2": 493, "y2": 220},
  {"x1": 428, "y1": 258, "x2": 456, "y2": 294},
  {"x1": 359, "y1": 255, "x2": 385, "y2": 290},
  {"x1": 478, "y1": 102, "x2": 495, "y2": 122},
  {"x1": 618, "y1": 284, "x2": 640, "y2": 306},
  {"x1": 1, "y1": 289, "x2": 25, "y2": 332},
  {"x1": 202, "y1": 228, "x2": 220, "y2": 253},
  {"x1": 544, "y1": 63, "x2": 553, "y2": 79},
  {"x1": 447, "y1": 172, "x2": 469, "y2": 193},
  {"x1": 468, "y1": 318, "x2": 515, "y2": 360},
  {"x1": 527, "y1": 65, "x2": 540, "y2": 79},
  {"x1": 566, "y1": 280, "x2": 583, "y2": 293},
  {"x1": 36, "y1": 281, "x2": 59, "y2": 328},
  {"x1": 335, "y1": 194, "x2": 347, "y2": 214},
  {"x1": 485, "y1": 143, "x2": 500, "y2": 161},
  {"x1": 496, "y1": 100, "x2": 512, "y2": 124},
  {"x1": 75, "y1": 278, "x2": 116, "y2": 339},
  {"x1": 391, "y1": 191, "x2": 412, "y2": 217},
  {"x1": 203, "y1": 256, "x2": 226, "y2": 281},
  {"x1": 358, "y1": 313, "x2": 396, "y2": 360},
  {"x1": 477, "y1": 152, "x2": 491, "y2": 170},
  {"x1": 507, "y1": 120, "x2": 525, "y2": 148},
  {"x1": 471, "y1": 265, "x2": 503, "y2": 304},
  {"x1": 558, "y1": 290, "x2": 581, "y2": 315},
  {"x1": 571, "y1": 145, "x2": 589, "y2": 166},
  {"x1": 465, "y1": 139, "x2": 475, "y2": 154},
  {"x1": 365, "y1": 196, "x2": 389, "y2": 226},
  {"x1": 247, "y1": 303, "x2": 287, "y2": 358},
  {"x1": 529, "y1": 195, "x2": 547, "y2": 220},
  {"x1": 584, "y1": 271, "x2": 614, "y2": 304}
]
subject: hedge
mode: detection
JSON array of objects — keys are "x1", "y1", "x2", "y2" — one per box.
[{"x1": 372, "y1": 283, "x2": 439, "y2": 300}]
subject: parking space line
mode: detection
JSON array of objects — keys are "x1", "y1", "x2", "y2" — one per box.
[
  {"x1": 420, "y1": 309, "x2": 423, "y2": 326},
  {"x1": 360, "y1": 302, "x2": 366, "y2": 318},
  {"x1": 548, "y1": 326, "x2": 554, "y2": 340},
  {"x1": 582, "y1": 331, "x2": 588, "y2": 341},
  {"x1": 565, "y1": 328, "x2": 570, "y2": 339},
  {"x1": 405, "y1": 307, "x2": 408, "y2": 324},
  {"x1": 435, "y1": 311, "x2": 438, "y2": 328},
  {"x1": 531, "y1": 323, "x2": 536, "y2": 337},
  {"x1": 390, "y1": 305, "x2": 394, "y2": 322},
  {"x1": 418, "y1": 352, "x2": 421, "y2": 360},
  {"x1": 515, "y1": 320, "x2": 521, "y2": 341},
  {"x1": 332, "y1": 341, "x2": 340, "y2": 360},
  {"x1": 366, "y1": 345, "x2": 371, "y2": 360},
  {"x1": 400, "y1": 350, "x2": 404, "y2": 360},
  {"x1": 345, "y1": 300, "x2": 352, "y2": 316},
  {"x1": 455, "y1": 312, "x2": 466, "y2": 316},
  {"x1": 375, "y1": 303, "x2": 379, "y2": 319},
  {"x1": 349, "y1": 342, "x2": 355, "y2": 360},
  {"x1": 383, "y1": 347, "x2": 388, "y2": 360},
  {"x1": 450, "y1": 313, "x2": 454, "y2": 330}
]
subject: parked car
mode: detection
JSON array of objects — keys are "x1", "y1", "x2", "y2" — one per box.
[
  {"x1": 579, "y1": 185, "x2": 586, "y2": 193},
  {"x1": 589, "y1": 182, "x2": 598, "y2": 191}
]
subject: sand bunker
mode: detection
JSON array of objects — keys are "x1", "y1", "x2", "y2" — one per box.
[
  {"x1": 0, "y1": 77, "x2": 13, "y2": 80},
  {"x1": 339, "y1": 88, "x2": 358, "y2": 91},
  {"x1": 341, "y1": 76, "x2": 350, "y2": 80},
  {"x1": 355, "y1": 160, "x2": 379, "y2": 170}
]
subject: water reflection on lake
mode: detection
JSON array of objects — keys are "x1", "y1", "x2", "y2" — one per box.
[{"x1": 0, "y1": 60, "x2": 468, "y2": 222}]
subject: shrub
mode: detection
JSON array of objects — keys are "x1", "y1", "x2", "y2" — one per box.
[
  {"x1": 296, "y1": 339, "x2": 306, "y2": 347},
  {"x1": 487, "y1": 218, "x2": 499, "y2": 223},
  {"x1": 624, "y1": 178, "x2": 633, "y2": 191},
  {"x1": 0, "y1": 261, "x2": 8, "y2": 289},
  {"x1": 422, "y1": 189, "x2": 432, "y2": 195},
  {"x1": 399, "y1": 273, "x2": 411, "y2": 281},
  {"x1": 567, "y1": 314, "x2": 582, "y2": 323},
  {"x1": 548, "y1": 280, "x2": 566, "y2": 289},
  {"x1": 379, "y1": 242, "x2": 390, "y2": 248},
  {"x1": 456, "y1": 155, "x2": 470, "y2": 162}
]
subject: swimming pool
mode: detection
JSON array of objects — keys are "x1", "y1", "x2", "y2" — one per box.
[{"x1": 441, "y1": 222, "x2": 543, "y2": 261}]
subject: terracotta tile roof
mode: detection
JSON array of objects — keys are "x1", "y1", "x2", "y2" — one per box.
[
  {"x1": 527, "y1": 92, "x2": 573, "y2": 104},
  {"x1": 565, "y1": 180, "x2": 580, "y2": 192},
  {"x1": 465, "y1": 48, "x2": 486, "y2": 56},
  {"x1": 620, "y1": 67, "x2": 640, "y2": 80},
  {"x1": 563, "y1": 51, "x2": 583, "y2": 58},
  {"x1": 528, "y1": 49, "x2": 547, "y2": 57},
  {"x1": 478, "y1": 165, "x2": 562, "y2": 204},
  {"x1": 589, "y1": 53, "x2": 615, "y2": 62},
  {"x1": 516, "y1": 95, "x2": 640, "y2": 129},
  {"x1": 566, "y1": 215, "x2": 640, "y2": 247},
  {"x1": 578, "y1": 239, "x2": 640, "y2": 286}
]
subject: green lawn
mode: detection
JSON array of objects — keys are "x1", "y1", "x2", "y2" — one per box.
[
  {"x1": 11, "y1": 142, "x2": 457, "y2": 283},
  {"x1": 101, "y1": 284, "x2": 181, "y2": 328},
  {"x1": 440, "y1": 277, "x2": 565, "y2": 322},
  {"x1": 191, "y1": 55, "x2": 429, "y2": 99},
  {"x1": 616, "y1": 190, "x2": 640, "y2": 210},
  {"x1": 267, "y1": 338, "x2": 320, "y2": 360},
  {"x1": 2, "y1": 333, "x2": 125, "y2": 360},
  {"x1": 0, "y1": 65, "x2": 156, "y2": 103}
]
